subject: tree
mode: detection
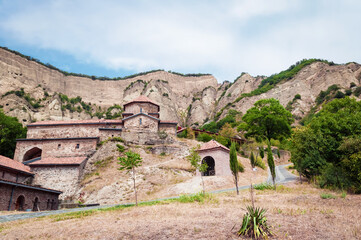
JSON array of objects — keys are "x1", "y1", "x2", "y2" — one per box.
[
  {"x1": 0, "y1": 110, "x2": 27, "y2": 158},
  {"x1": 219, "y1": 123, "x2": 237, "y2": 138},
  {"x1": 259, "y1": 146, "x2": 264, "y2": 159},
  {"x1": 177, "y1": 109, "x2": 188, "y2": 127},
  {"x1": 267, "y1": 143, "x2": 276, "y2": 187},
  {"x1": 230, "y1": 142, "x2": 243, "y2": 195},
  {"x1": 187, "y1": 147, "x2": 208, "y2": 194},
  {"x1": 118, "y1": 150, "x2": 143, "y2": 206},
  {"x1": 291, "y1": 97, "x2": 361, "y2": 192},
  {"x1": 242, "y1": 98, "x2": 294, "y2": 142},
  {"x1": 249, "y1": 151, "x2": 255, "y2": 168}
]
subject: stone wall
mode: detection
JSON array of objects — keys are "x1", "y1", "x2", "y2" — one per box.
[
  {"x1": 0, "y1": 166, "x2": 32, "y2": 184},
  {"x1": 98, "y1": 129, "x2": 123, "y2": 141},
  {"x1": 14, "y1": 138, "x2": 98, "y2": 162},
  {"x1": 27, "y1": 123, "x2": 122, "y2": 139},
  {"x1": 124, "y1": 102, "x2": 158, "y2": 115},
  {"x1": 123, "y1": 115, "x2": 158, "y2": 132},
  {"x1": 0, "y1": 183, "x2": 59, "y2": 211},
  {"x1": 197, "y1": 148, "x2": 232, "y2": 176},
  {"x1": 159, "y1": 123, "x2": 177, "y2": 135},
  {"x1": 30, "y1": 165, "x2": 82, "y2": 199}
]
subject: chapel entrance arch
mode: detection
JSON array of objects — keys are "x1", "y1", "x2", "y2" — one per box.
[
  {"x1": 23, "y1": 147, "x2": 42, "y2": 162},
  {"x1": 32, "y1": 197, "x2": 39, "y2": 211},
  {"x1": 202, "y1": 156, "x2": 215, "y2": 176},
  {"x1": 15, "y1": 195, "x2": 25, "y2": 211}
]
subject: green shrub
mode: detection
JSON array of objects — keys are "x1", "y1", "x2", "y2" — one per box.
[
  {"x1": 255, "y1": 156, "x2": 266, "y2": 170},
  {"x1": 177, "y1": 192, "x2": 213, "y2": 203},
  {"x1": 237, "y1": 206, "x2": 272, "y2": 239},
  {"x1": 350, "y1": 82, "x2": 356, "y2": 88},
  {"x1": 116, "y1": 144, "x2": 125, "y2": 153},
  {"x1": 353, "y1": 86, "x2": 361, "y2": 97},
  {"x1": 196, "y1": 133, "x2": 213, "y2": 142},
  {"x1": 160, "y1": 152, "x2": 166, "y2": 156},
  {"x1": 320, "y1": 193, "x2": 337, "y2": 199},
  {"x1": 254, "y1": 183, "x2": 273, "y2": 190}
]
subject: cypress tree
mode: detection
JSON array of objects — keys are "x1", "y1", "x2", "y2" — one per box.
[
  {"x1": 230, "y1": 142, "x2": 240, "y2": 195},
  {"x1": 259, "y1": 146, "x2": 264, "y2": 159},
  {"x1": 267, "y1": 142, "x2": 276, "y2": 187},
  {"x1": 250, "y1": 151, "x2": 255, "y2": 168}
]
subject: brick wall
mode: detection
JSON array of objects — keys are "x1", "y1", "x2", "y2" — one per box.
[
  {"x1": 0, "y1": 183, "x2": 60, "y2": 211},
  {"x1": 0, "y1": 167, "x2": 32, "y2": 184}
]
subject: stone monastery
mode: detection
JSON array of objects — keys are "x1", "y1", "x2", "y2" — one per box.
[{"x1": 0, "y1": 96, "x2": 177, "y2": 211}]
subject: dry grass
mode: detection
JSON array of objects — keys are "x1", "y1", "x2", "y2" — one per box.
[{"x1": 1, "y1": 182, "x2": 360, "y2": 240}]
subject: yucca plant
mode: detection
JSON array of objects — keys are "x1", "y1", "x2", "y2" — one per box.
[{"x1": 238, "y1": 206, "x2": 272, "y2": 239}]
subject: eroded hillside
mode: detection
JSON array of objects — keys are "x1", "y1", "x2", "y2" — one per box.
[{"x1": 1, "y1": 47, "x2": 361, "y2": 127}]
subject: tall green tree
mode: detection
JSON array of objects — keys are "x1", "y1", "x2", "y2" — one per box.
[
  {"x1": 0, "y1": 110, "x2": 27, "y2": 158},
  {"x1": 267, "y1": 142, "x2": 276, "y2": 187},
  {"x1": 242, "y1": 98, "x2": 294, "y2": 142},
  {"x1": 230, "y1": 142, "x2": 244, "y2": 195},
  {"x1": 187, "y1": 147, "x2": 208, "y2": 195},
  {"x1": 249, "y1": 151, "x2": 255, "y2": 168},
  {"x1": 291, "y1": 97, "x2": 361, "y2": 192},
  {"x1": 118, "y1": 150, "x2": 143, "y2": 206},
  {"x1": 259, "y1": 146, "x2": 264, "y2": 159}
]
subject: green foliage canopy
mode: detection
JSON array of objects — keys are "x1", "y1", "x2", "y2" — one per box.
[
  {"x1": 291, "y1": 97, "x2": 361, "y2": 192},
  {"x1": 0, "y1": 110, "x2": 27, "y2": 158},
  {"x1": 242, "y1": 98, "x2": 294, "y2": 142}
]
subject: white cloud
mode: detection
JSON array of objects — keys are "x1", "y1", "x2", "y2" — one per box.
[{"x1": 0, "y1": 0, "x2": 360, "y2": 82}]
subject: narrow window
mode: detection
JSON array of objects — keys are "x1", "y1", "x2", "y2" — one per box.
[
  {"x1": 140, "y1": 107, "x2": 143, "y2": 113},
  {"x1": 139, "y1": 118, "x2": 142, "y2": 125},
  {"x1": 58, "y1": 144, "x2": 61, "y2": 149},
  {"x1": 76, "y1": 144, "x2": 80, "y2": 149},
  {"x1": 2, "y1": 171, "x2": 5, "y2": 178}
]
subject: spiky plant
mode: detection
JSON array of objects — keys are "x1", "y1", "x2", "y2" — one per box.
[{"x1": 238, "y1": 206, "x2": 272, "y2": 239}]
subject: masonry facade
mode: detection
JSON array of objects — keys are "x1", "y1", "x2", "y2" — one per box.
[
  {"x1": 0, "y1": 155, "x2": 61, "y2": 211},
  {"x1": 196, "y1": 140, "x2": 233, "y2": 177},
  {"x1": 10, "y1": 95, "x2": 177, "y2": 202}
]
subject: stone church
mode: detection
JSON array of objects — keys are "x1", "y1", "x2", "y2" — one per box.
[{"x1": 0, "y1": 96, "x2": 177, "y2": 210}]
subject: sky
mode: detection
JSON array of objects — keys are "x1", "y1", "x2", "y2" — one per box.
[{"x1": 0, "y1": 0, "x2": 360, "y2": 82}]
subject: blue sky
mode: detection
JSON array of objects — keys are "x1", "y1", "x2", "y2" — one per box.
[{"x1": 0, "y1": 0, "x2": 360, "y2": 82}]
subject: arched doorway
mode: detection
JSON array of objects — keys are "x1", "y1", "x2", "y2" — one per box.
[
  {"x1": 15, "y1": 195, "x2": 25, "y2": 211},
  {"x1": 23, "y1": 147, "x2": 42, "y2": 162},
  {"x1": 32, "y1": 197, "x2": 39, "y2": 211},
  {"x1": 202, "y1": 156, "x2": 215, "y2": 176}
]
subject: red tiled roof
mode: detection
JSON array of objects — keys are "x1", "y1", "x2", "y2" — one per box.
[
  {"x1": 124, "y1": 95, "x2": 159, "y2": 107},
  {"x1": 0, "y1": 155, "x2": 32, "y2": 174},
  {"x1": 28, "y1": 119, "x2": 122, "y2": 126},
  {"x1": 198, "y1": 140, "x2": 230, "y2": 152},
  {"x1": 28, "y1": 157, "x2": 87, "y2": 166}
]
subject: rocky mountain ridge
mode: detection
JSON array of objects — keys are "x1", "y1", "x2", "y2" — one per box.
[{"x1": 1, "y1": 47, "x2": 361, "y2": 126}]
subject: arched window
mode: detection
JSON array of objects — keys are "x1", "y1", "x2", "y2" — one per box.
[
  {"x1": 139, "y1": 118, "x2": 142, "y2": 125},
  {"x1": 23, "y1": 147, "x2": 42, "y2": 162}
]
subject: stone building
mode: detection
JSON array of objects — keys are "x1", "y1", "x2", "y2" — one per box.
[
  {"x1": 11, "y1": 95, "x2": 177, "y2": 200},
  {"x1": 196, "y1": 140, "x2": 232, "y2": 176},
  {"x1": 0, "y1": 155, "x2": 61, "y2": 211}
]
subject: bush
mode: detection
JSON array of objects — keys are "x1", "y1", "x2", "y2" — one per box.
[
  {"x1": 237, "y1": 206, "x2": 272, "y2": 239},
  {"x1": 254, "y1": 182, "x2": 273, "y2": 190},
  {"x1": 177, "y1": 192, "x2": 214, "y2": 203},
  {"x1": 320, "y1": 193, "x2": 337, "y2": 199},
  {"x1": 255, "y1": 156, "x2": 266, "y2": 170},
  {"x1": 197, "y1": 133, "x2": 213, "y2": 142},
  {"x1": 116, "y1": 144, "x2": 125, "y2": 153},
  {"x1": 353, "y1": 86, "x2": 361, "y2": 97}
]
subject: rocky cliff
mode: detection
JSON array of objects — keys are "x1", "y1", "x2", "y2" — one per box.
[{"x1": 1, "y1": 47, "x2": 361, "y2": 126}]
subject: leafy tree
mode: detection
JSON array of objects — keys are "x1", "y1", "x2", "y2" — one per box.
[
  {"x1": 291, "y1": 97, "x2": 361, "y2": 192},
  {"x1": 242, "y1": 98, "x2": 294, "y2": 142},
  {"x1": 259, "y1": 146, "x2": 264, "y2": 159},
  {"x1": 230, "y1": 142, "x2": 243, "y2": 195},
  {"x1": 249, "y1": 151, "x2": 255, "y2": 168},
  {"x1": 118, "y1": 150, "x2": 143, "y2": 206},
  {"x1": 187, "y1": 147, "x2": 208, "y2": 194},
  {"x1": 219, "y1": 123, "x2": 237, "y2": 138},
  {"x1": 267, "y1": 143, "x2": 276, "y2": 187},
  {"x1": 0, "y1": 110, "x2": 27, "y2": 158},
  {"x1": 196, "y1": 133, "x2": 213, "y2": 142}
]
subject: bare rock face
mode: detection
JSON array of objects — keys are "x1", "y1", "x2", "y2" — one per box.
[
  {"x1": 1, "y1": 47, "x2": 361, "y2": 126},
  {"x1": 0, "y1": 48, "x2": 218, "y2": 124},
  {"x1": 222, "y1": 62, "x2": 361, "y2": 119}
]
